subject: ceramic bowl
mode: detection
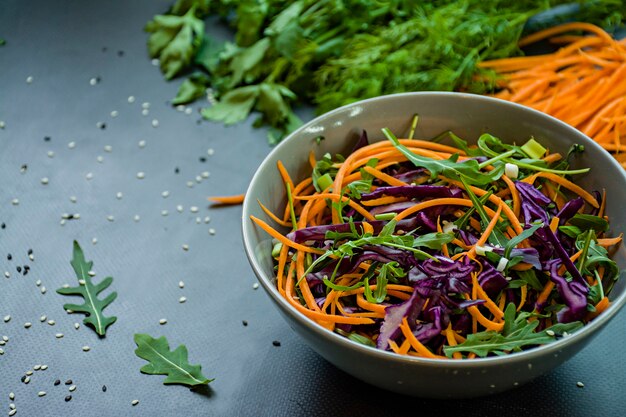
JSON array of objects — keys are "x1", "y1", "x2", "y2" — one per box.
[{"x1": 241, "y1": 92, "x2": 626, "y2": 398}]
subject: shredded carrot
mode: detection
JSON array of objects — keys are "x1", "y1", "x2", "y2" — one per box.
[
  {"x1": 208, "y1": 194, "x2": 245, "y2": 205},
  {"x1": 400, "y1": 318, "x2": 441, "y2": 359}
]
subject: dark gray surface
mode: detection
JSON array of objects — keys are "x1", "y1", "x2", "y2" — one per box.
[{"x1": 1, "y1": 1, "x2": 625, "y2": 416}]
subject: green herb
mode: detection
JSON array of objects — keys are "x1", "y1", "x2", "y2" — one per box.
[
  {"x1": 0, "y1": 39, "x2": 5, "y2": 46},
  {"x1": 56, "y1": 241, "x2": 117, "y2": 337},
  {"x1": 172, "y1": 73, "x2": 211, "y2": 105},
  {"x1": 503, "y1": 222, "x2": 542, "y2": 259},
  {"x1": 336, "y1": 329, "x2": 376, "y2": 347},
  {"x1": 569, "y1": 213, "x2": 610, "y2": 233},
  {"x1": 134, "y1": 334, "x2": 213, "y2": 386},
  {"x1": 444, "y1": 303, "x2": 583, "y2": 357}
]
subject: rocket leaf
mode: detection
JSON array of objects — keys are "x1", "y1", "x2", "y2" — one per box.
[
  {"x1": 134, "y1": 334, "x2": 213, "y2": 386},
  {"x1": 56, "y1": 241, "x2": 117, "y2": 337}
]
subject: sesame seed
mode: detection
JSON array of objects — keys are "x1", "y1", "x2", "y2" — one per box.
[
  {"x1": 88, "y1": 270, "x2": 96, "y2": 276},
  {"x1": 23, "y1": 376, "x2": 30, "y2": 384},
  {"x1": 41, "y1": 365, "x2": 48, "y2": 370},
  {"x1": 97, "y1": 155, "x2": 104, "y2": 163},
  {"x1": 86, "y1": 172, "x2": 93, "y2": 180},
  {"x1": 0, "y1": 341, "x2": 4, "y2": 346},
  {"x1": 66, "y1": 308, "x2": 73, "y2": 313},
  {"x1": 54, "y1": 379, "x2": 61, "y2": 385},
  {"x1": 74, "y1": 213, "x2": 80, "y2": 219},
  {"x1": 272, "y1": 340, "x2": 281, "y2": 347},
  {"x1": 4, "y1": 336, "x2": 9, "y2": 342},
  {"x1": 159, "y1": 319, "x2": 167, "y2": 325},
  {"x1": 9, "y1": 392, "x2": 15, "y2": 400},
  {"x1": 60, "y1": 219, "x2": 66, "y2": 226},
  {"x1": 176, "y1": 205, "x2": 184, "y2": 213},
  {"x1": 9, "y1": 409, "x2": 16, "y2": 416},
  {"x1": 9, "y1": 403, "x2": 15, "y2": 410},
  {"x1": 176, "y1": 105, "x2": 185, "y2": 112},
  {"x1": 20, "y1": 165, "x2": 27, "y2": 173},
  {"x1": 69, "y1": 385, "x2": 76, "y2": 392},
  {"x1": 0, "y1": 348, "x2": 3, "y2": 355},
  {"x1": 70, "y1": 196, "x2": 77, "y2": 203},
  {"x1": 182, "y1": 244, "x2": 189, "y2": 251},
  {"x1": 201, "y1": 171, "x2": 210, "y2": 178},
  {"x1": 195, "y1": 176, "x2": 202, "y2": 183},
  {"x1": 195, "y1": 217, "x2": 201, "y2": 224},
  {"x1": 577, "y1": 381, "x2": 585, "y2": 388},
  {"x1": 92, "y1": 238, "x2": 98, "y2": 245},
  {"x1": 190, "y1": 206, "x2": 199, "y2": 213},
  {"x1": 136, "y1": 172, "x2": 145, "y2": 179},
  {"x1": 184, "y1": 108, "x2": 193, "y2": 115},
  {"x1": 65, "y1": 395, "x2": 72, "y2": 402},
  {"x1": 0, "y1": 121, "x2": 5, "y2": 129},
  {"x1": 40, "y1": 286, "x2": 46, "y2": 294},
  {"x1": 133, "y1": 215, "x2": 141, "y2": 222},
  {"x1": 161, "y1": 191, "x2": 170, "y2": 198},
  {"x1": 47, "y1": 150, "x2": 55, "y2": 158},
  {"x1": 110, "y1": 110, "x2": 118, "y2": 117},
  {"x1": 151, "y1": 119, "x2": 159, "y2": 127},
  {"x1": 209, "y1": 228, "x2": 216, "y2": 235},
  {"x1": 3, "y1": 315, "x2": 10, "y2": 323},
  {"x1": 178, "y1": 281, "x2": 184, "y2": 288},
  {"x1": 104, "y1": 145, "x2": 113, "y2": 152},
  {"x1": 62, "y1": 213, "x2": 71, "y2": 219},
  {"x1": 40, "y1": 177, "x2": 49, "y2": 185},
  {"x1": 97, "y1": 121, "x2": 106, "y2": 129},
  {"x1": 68, "y1": 141, "x2": 76, "y2": 149},
  {"x1": 74, "y1": 323, "x2": 80, "y2": 330},
  {"x1": 207, "y1": 148, "x2": 215, "y2": 156},
  {"x1": 11, "y1": 198, "x2": 19, "y2": 206},
  {"x1": 128, "y1": 95, "x2": 135, "y2": 103},
  {"x1": 65, "y1": 379, "x2": 72, "y2": 385},
  {"x1": 28, "y1": 253, "x2": 34, "y2": 261},
  {"x1": 39, "y1": 315, "x2": 46, "y2": 321},
  {"x1": 116, "y1": 191, "x2": 123, "y2": 200},
  {"x1": 89, "y1": 77, "x2": 98, "y2": 85},
  {"x1": 55, "y1": 333, "x2": 64, "y2": 339},
  {"x1": 546, "y1": 330, "x2": 555, "y2": 337},
  {"x1": 131, "y1": 400, "x2": 139, "y2": 406},
  {"x1": 4, "y1": 271, "x2": 9, "y2": 278},
  {"x1": 138, "y1": 140, "x2": 146, "y2": 148},
  {"x1": 141, "y1": 109, "x2": 149, "y2": 116},
  {"x1": 107, "y1": 215, "x2": 115, "y2": 222},
  {"x1": 179, "y1": 296, "x2": 187, "y2": 303},
  {"x1": 186, "y1": 181, "x2": 194, "y2": 188},
  {"x1": 24, "y1": 322, "x2": 32, "y2": 329},
  {"x1": 142, "y1": 102, "x2": 150, "y2": 109},
  {"x1": 161, "y1": 210, "x2": 169, "y2": 216},
  {"x1": 252, "y1": 283, "x2": 259, "y2": 290},
  {"x1": 48, "y1": 320, "x2": 55, "y2": 325},
  {"x1": 82, "y1": 346, "x2": 90, "y2": 352},
  {"x1": 78, "y1": 280, "x2": 85, "y2": 285},
  {"x1": 26, "y1": 75, "x2": 34, "y2": 83},
  {"x1": 34, "y1": 365, "x2": 41, "y2": 371}
]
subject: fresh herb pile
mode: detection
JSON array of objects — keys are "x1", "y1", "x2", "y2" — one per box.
[
  {"x1": 146, "y1": 0, "x2": 624, "y2": 143},
  {"x1": 251, "y1": 124, "x2": 622, "y2": 358}
]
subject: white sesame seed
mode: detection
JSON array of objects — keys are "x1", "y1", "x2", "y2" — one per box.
[
  {"x1": 195, "y1": 217, "x2": 201, "y2": 224},
  {"x1": 0, "y1": 121, "x2": 5, "y2": 129},
  {"x1": 131, "y1": 400, "x2": 139, "y2": 406},
  {"x1": 82, "y1": 346, "x2": 90, "y2": 352},
  {"x1": 88, "y1": 270, "x2": 96, "y2": 277},
  {"x1": 96, "y1": 122, "x2": 105, "y2": 130},
  {"x1": 70, "y1": 196, "x2": 77, "y2": 203},
  {"x1": 161, "y1": 210, "x2": 169, "y2": 216},
  {"x1": 182, "y1": 244, "x2": 189, "y2": 251},
  {"x1": 11, "y1": 198, "x2": 19, "y2": 206},
  {"x1": 69, "y1": 385, "x2": 76, "y2": 392},
  {"x1": 159, "y1": 319, "x2": 167, "y2": 325},
  {"x1": 74, "y1": 323, "x2": 80, "y2": 329},
  {"x1": 40, "y1": 177, "x2": 49, "y2": 185},
  {"x1": 24, "y1": 322, "x2": 31, "y2": 329},
  {"x1": 133, "y1": 215, "x2": 141, "y2": 222},
  {"x1": 190, "y1": 206, "x2": 199, "y2": 213},
  {"x1": 577, "y1": 381, "x2": 585, "y2": 388},
  {"x1": 151, "y1": 58, "x2": 159, "y2": 66},
  {"x1": 179, "y1": 296, "x2": 187, "y2": 303},
  {"x1": 141, "y1": 109, "x2": 149, "y2": 116},
  {"x1": 26, "y1": 370, "x2": 33, "y2": 376},
  {"x1": 78, "y1": 279, "x2": 85, "y2": 285},
  {"x1": 128, "y1": 95, "x2": 135, "y2": 103},
  {"x1": 186, "y1": 181, "x2": 194, "y2": 188},
  {"x1": 97, "y1": 155, "x2": 104, "y2": 163},
  {"x1": 26, "y1": 75, "x2": 34, "y2": 83},
  {"x1": 86, "y1": 172, "x2": 93, "y2": 180},
  {"x1": 9, "y1": 409, "x2": 16, "y2": 416},
  {"x1": 176, "y1": 205, "x2": 184, "y2": 213},
  {"x1": 116, "y1": 192, "x2": 123, "y2": 200},
  {"x1": 184, "y1": 108, "x2": 193, "y2": 115},
  {"x1": 47, "y1": 150, "x2": 55, "y2": 158},
  {"x1": 195, "y1": 176, "x2": 202, "y2": 183},
  {"x1": 55, "y1": 334, "x2": 64, "y2": 339},
  {"x1": 151, "y1": 119, "x2": 159, "y2": 127},
  {"x1": 60, "y1": 219, "x2": 66, "y2": 226},
  {"x1": 68, "y1": 141, "x2": 76, "y2": 149},
  {"x1": 89, "y1": 77, "x2": 98, "y2": 85},
  {"x1": 176, "y1": 105, "x2": 185, "y2": 112},
  {"x1": 161, "y1": 191, "x2": 170, "y2": 198},
  {"x1": 110, "y1": 110, "x2": 118, "y2": 117},
  {"x1": 138, "y1": 140, "x2": 146, "y2": 148},
  {"x1": 201, "y1": 171, "x2": 210, "y2": 178},
  {"x1": 74, "y1": 213, "x2": 80, "y2": 219},
  {"x1": 9, "y1": 392, "x2": 14, "y2": 400},
  {"x1": 104, "y1": 145, "x2": 113, "y2": 152},
  {"x1": 107, "y1": 215, "x2": 115, "y2": 222},
  {"x1": 34, "y1": 365, "x2": 41, "y2": 371},
  {"x1": 3, "y1": 335, "x2": 9, "y2": 342},
  {"x1": 142, "y1": 102, "x2": 150, "y2": 109},
  {"x1": 41, "y1": 365, "x2": 48, "y2": 370},
  {"x1": 0, "y1": 341, "x2": 4, "y2": 346},
  {"x1": 48, "y1": 320, "x2": 55, "y2": 326},
  {"x1": 62, "y1": 213, "x2": 70, "y2": 219},
  {"x1": 252, "y1": 283, "x2": 259, "y2": 290},
  {"x1": 0, "y1": 348, "x2": 3, "y2": 355},
  {"x1": 28, "y1": 253, "x2": 35, "y2": 261},
  {"x1": 3, "y1": 315, "x2": 10, "y2": 323},
  {"x1": 209, "y1": 228, "x2": 216, "y2": 235},
  {"x1": 38, "y1": 391, "x2": 46, "y2": 397},
  {"x1": 40, "y1": 286, "x2": 46, "y2": 294},
  {"x1": 207, "y1": 148, "x2": 215, "y2": 156},
  {"x1": 39, "y1": 315, "x2": 46, "y2": 321},
  {"x1": 4, "y1": 271, "x2": 9, "y2": 278},
  {"x1": 546, "y1": 330, "x2": 555, "y2": 337},
  {"x1": 136, "y1": 172, "x2": 145, "y2": 179},
  {"x1": 65, "y1": 308, "x2": 73, "y2": 313},
  {"x1": 92, "y1": 237, "x2": 98, "y2": 245},
  {"x1": 178, "y1": 281, "x2": 184, "y2": 288}
]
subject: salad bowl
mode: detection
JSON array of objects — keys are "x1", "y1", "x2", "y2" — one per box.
[{"x1": 242, "y1": 92, "x2": 626, "y2": 398}]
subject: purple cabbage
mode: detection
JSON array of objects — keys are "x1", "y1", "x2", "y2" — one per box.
[
  {"x1": 515, "y1": 181, "x2": 552, "y2": 224},
  {"x1": 543, "y1": 259, "x2": 589, "y2": 323},
  {"x1": 377, "y1": 289, "x2": 426, "y2": 350},
  {"x1": 492, "y1": 247, "x2": 542, "y2": 270},
  {"x1": 410, "y1": 256, "x2": 475, "y2": 295},
  {"x1": 556, "y1": 197, "x2": 584, "y2": 224},
  {"x1": 351, "y1": 130, "x2": 369, "y2": 153},
  {"x1": 287, "y1": 217, "x2": 424, "y2": 243},
  {"x1": 360, "y1": 185, "x2": 462, "y2": 201},
  {"x1": 393, "y1": 169, "x2": 427, "y2": 184},
  {"x1": 477, "y1": 258, "x2": 509, "y2": 297},
  {"x1": 413, "y1": 306, "x2": 445, "y2": 344}
]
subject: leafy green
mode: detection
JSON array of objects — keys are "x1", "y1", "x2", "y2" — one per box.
[
  {"x1": 444, "y1": 304, "x2": 583, "y2": 357},
  {"x1": 503, "y1": 222, "x2": 542, "y2": 259},
  {"x1": 0, "y1": 39, "x2": 5, "y2": 46},
  {"x1": 173, "y1": 73, "x2": 211, "y2": 105},
  {"x1": 134, "y1": 334, "x2": 213, "y2": 386},
  {"x1": 56, "y1": 241, "x2": 117, "y2": 337},
  {"x1": 569, "y1": 214, "x2": 610, "y2": 233}
]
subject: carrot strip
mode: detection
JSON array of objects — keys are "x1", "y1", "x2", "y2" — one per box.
[
  {"x1": 208, "y1": 194, "x2": 245, "y2": 205},
  {"x1": 400, "y1": 318, "x2": 440, "y2": 359},
  {"x1": 250, "y1": 215, "x2": 323, "y2": 254}
]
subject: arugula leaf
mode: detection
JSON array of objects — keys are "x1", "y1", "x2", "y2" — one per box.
[
  {"x1": 336, "y1": 329, "x2": 375, "y2": 347},
  {"x1": 56, "y1": 241, "x2": 117, "y2": 337},
  {"x1": 383, "y1": 128, "x2": 505, "y2": 186},
  {"x1": 569, "y1": 214, "x2": 609, "y2": 233},
  {"x1": 145, "y1": 6, "x2": 205, "y2": 79},
  {"x1": 503, "y1": 222, "x2": 542, "y2": 259},
  {"x1": 173, "y1": 73, "x2": 210, "y2": 105},
  {"x1": 134, "y1": 334, "x2": 213, "y2": 386}
]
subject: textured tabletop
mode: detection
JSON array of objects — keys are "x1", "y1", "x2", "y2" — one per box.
[{"x1": 1, "y1": 1, "x2": 626, "y2": 416}]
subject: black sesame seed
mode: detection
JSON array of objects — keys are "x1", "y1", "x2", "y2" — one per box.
[
  {"x1": 28, "y1": 249, "x2": 33, "y2": 255},
  {"x1": 54, "y1": 379, "x2": 61, "y2": 386},
  {"x1": 16, "y1": 266, "x2": 21, "y2": 273},
  {"x1": 196, "y1": 119, "x2": 202, "y2": 125},
  {"x1": 21, "y1": 375, "x2": 27, "y2": 383},
  {"x1": 199, "y1": 156, "x2": 207, "y2": 163},
  {"x1": 99, "y1": 123, "x2": 106, "y2": 130},
  {"x1": 7, "y1": 254, "x2": 12, "y2": 260},
  {"x1": 174, "y1": 167, "x2": 180, "y2": 174},
  {"x1": 1, "y1": 223, "x2": 5, "y2": 229},
  {"x1": 44, "y1": 136, "x2": 51, "y2": 142},
  {"x1": 117, "y1": 50, "x2": 125, "y2": 56},
  {"x1": 242, "y1": 320, "x2": 248, "y2": 326},
  {"x1": 102, "y1": 47, "x2": 108, "y2": 52},
  {"x1": 272, "y1": 340, "x2": 281, "y2": 347},
  {"x1": 102, "y1": 385, "x2": 107, "y2": 392},
  {"x1": 21, "y1": 164, "x2": 28, "y2": 172},
  {"x1": 67, "y1": 214, "x2": 74, "y2": 220},
  {"x1": 65, "y1": 395, "x2": 72, "y2": 402},
  {"x1": 65, "y1": 379, "x2": 72, "y2": 385}
]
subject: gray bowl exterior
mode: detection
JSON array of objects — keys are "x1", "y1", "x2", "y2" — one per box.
[{"x1": 242, "y1": 92, "x2": 626, "y2": 399}]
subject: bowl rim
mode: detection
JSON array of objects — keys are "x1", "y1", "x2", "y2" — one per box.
[{"x1": 242, "y1": 91, "x2": 626, "y2": 367}]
